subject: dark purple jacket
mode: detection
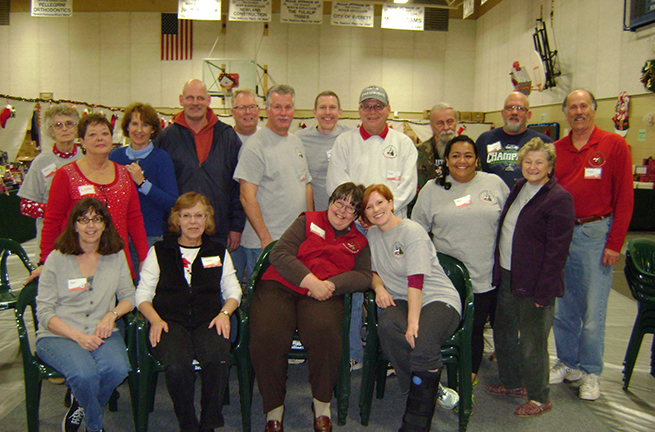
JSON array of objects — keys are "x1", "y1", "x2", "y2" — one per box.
[{"x1": 493, "y1": 176, "x2": 575, "y2": 306}]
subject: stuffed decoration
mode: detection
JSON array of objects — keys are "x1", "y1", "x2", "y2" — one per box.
[
  {"x1": 1, "y1": 104, "x2": 16, "y2": 128},
  {"x1": 612, "y1": 91, "x2": 630, "y2": 136},
  {"x1": 641, "y1": 60, "x2": 655, "y2": 93}
]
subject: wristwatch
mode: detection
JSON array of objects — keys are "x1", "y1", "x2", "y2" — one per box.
[{"x1": 220, "y1": 310, "x2": 231, "y2": 317}]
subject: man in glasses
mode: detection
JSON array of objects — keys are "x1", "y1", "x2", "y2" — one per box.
[
  {"x1": 231, "y1": 88, "x2": 261, "y2": 145},
  {"x1": 326, "y1": 85, "x2": 417, "y2": 372},
  {"x1": 297, "y1": 90, "x2": 350, "y2": 212},
  {"x1": 416, "y1": 102, "x2": 459, "y2": 190},
  {"x1": 476, "y1": 91, "x2": 552, "y2": 187}
]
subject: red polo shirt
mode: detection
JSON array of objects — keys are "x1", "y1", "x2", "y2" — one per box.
[{"x1": 554, "y1": 126, "x2": 634, "y2": 252}]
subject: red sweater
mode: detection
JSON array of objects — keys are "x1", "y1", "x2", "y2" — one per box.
[
  {"x1": 40, "y1": 161, "x2": 148, "y2": 277},
  {"x1": 263, "y1": 211, "x2": 369, "y2": 295},
  {"x1": 554, "y1": 127, "x2": 634, "y2": 252}
]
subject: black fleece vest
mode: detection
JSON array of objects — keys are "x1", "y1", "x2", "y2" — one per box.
[{"x1": 153, "y1": 236, "x2": 226, "y2": 329}]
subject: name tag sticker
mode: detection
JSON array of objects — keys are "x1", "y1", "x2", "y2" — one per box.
[
  {"x1": 41, "y1": 163, "x2": 57, "y2": 178},
  {"x1": 487, "y1": 141, "x2": 502, "y2": 153},
  {"x1": 584, "y1": 168, "x2": 602, "y2": 179},
  {"x1": 454, "y1": 195, "x2": 472, "y2": 207},
  {"x1": 201, "y1": 256, "x2": 222, "y2": 268},
  {"x1": 68, "y1": 278, "x2": 88, "y2": 291},
  {"x1": 310, "y1": 222, "x2": 326, "y2": 239},
  {"x1": 386, "y1": 170, "x2": 401, "y2": 182},
  {"x1": 78, "y1": 185, "x2": 95, "y2": 196}
]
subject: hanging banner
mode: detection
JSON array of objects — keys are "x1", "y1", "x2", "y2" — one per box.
[
  {"x1": 280, "y1": 0, "x2": 323, "y2": 25},
  {"x1": 178, "y1": 0, "x2": 222, "y2": 21},
  {"x1": 229, "y1": 0, "x2": 272, "y2": 22},
  {"x1": 331, "y1": 2, "x2": 374, "y2": 28},
  {"x1": 31, "y1": 0, "x2": 73, "y2": 17},
  {"x1": 463, "y1": 0, "x2": 474, "y2": 19},
  {"x1": 381, "y1": 5, "x2": 424, "y2": 31}
]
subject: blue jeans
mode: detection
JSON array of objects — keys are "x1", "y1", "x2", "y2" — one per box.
[
  {"x1": 244, "y1": 247, "x2": 263, "y2": 283},
  {"x1": 36, "y1": 332, "x2": 130, "y2": 431},
  {"x1": 553, "y1": 217, "x2": 613, "y2": 376},
  {"x1": 350, "y1": 222, "x2": 369, "y2": 363}
]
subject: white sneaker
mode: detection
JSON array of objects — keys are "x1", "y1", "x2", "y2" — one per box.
[
  {"x1": 349, "y1": 359, "x2": 363, "y2": 371},
  {"x1": 549, "y1": 360, "x2": 583, "y2": 384},
  {"x1": 436, "y1": 383, "x2": 459, "y2": 410},
  {"x1": 579, "y1": 373, "x2": 600, "y2": 401}
]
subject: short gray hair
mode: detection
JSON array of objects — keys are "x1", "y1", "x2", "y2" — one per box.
[
  {"x1": 232, "y1": 88, "x2": 257, "y2": 107},
  {"x1": 44, "y1": 104, "x2": 80, "y2": 138},
  {"x1": 517, "y1": 137, "x2": 556, "y2": 171},
  {"x1": 266, "y1": 84, "x2": 295, "y2": 108},
  {"x1": 430, "y1": 103, "x2": 459, "y2": 121}
]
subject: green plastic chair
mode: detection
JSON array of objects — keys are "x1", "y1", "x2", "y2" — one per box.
[
  {"x1": 14, "y1": 280, "x2": 138, "y2": 432},
  {"x1": 622, "y1": 238, "x2": 655, "y2": 390},
  {"x1": 241, "y1": 240, "x2": 354, "y2": 426},
  {"x1": 132, "y1": 281, "x2": 253, "y2": 431},
  {"x1": 358, "y1": 252, "x2": 474, "y2": 432},
  {"x1": 1, "y1": 238, "x2": 36, "y2": 311}
]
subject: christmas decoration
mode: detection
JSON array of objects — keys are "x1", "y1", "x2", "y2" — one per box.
[
  {"x1": 1, "y1": 103, "x2": 16, "y2": 128},
  {"x1": 640, "y1": 60, "x2": 655, "y2": 92}
]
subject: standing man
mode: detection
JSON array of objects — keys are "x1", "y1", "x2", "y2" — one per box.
[
  {"x1": 550, "y1": 89, "x2": 634, "y2": 400},
  {"x1": 327, "y1": 85, "x2": 418, "y2": 371},
  {"x1": 297, "y1": 90, "x2": 349, "y2": 211},
  {"x1": 155, "y1": 79, "x2": 245, "y2": 253},
  {"x1": 416, "y1": 103, "x2": 458, "y2": 189},
  {"x1": 476, "y1": 92, "x2": 551, "y2": 188},
  {"x1": 234, "y1": 84, "x2": 313, "y2": 279},
  {"x1": 327, "y1": 85, "x2": 418, "y2": 217},
  {"x1": 231, "y1": 88, "x2": 260, "y2": 145}
]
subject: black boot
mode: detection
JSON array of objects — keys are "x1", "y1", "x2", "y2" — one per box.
[{"x1": 398, "y1": 369, "x2": 441, "y2": 432}]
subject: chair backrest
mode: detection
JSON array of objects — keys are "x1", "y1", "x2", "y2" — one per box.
[
  {"x1": 15, "y1": 280, "x2": 39, "y2": 365},
  {"x1": 245, "y1": 241, "x2": 277, "y2": 307},
  {"x1": 1, "y1": 238, "x2": 36, "y2": 293},
  {"x1": 627, "y1": 238, "x2": 655, "y2": 276},
  {"x1": 436, "y1": 252, "x2": 474, "y2": 312}
]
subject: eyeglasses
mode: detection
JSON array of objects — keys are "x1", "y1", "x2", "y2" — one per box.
[
  {"x1": 233, "y1": 104, "x2": 259, "y2": 112},
  {"x1": 77, "y1": 215, "x2": 104, "y2": 225},
  {"x1": 503, "y1": 105, "x2": 528, "y2": 113},
  {"x1": 359, "y1": 103, "x2": 387, "y2": 112},
  {"x1": 52, "y1": 120, "x2": 77, "y2": 130},
  {"x1": 180, "y1": 213, "x2": 207, "y2": 221},
  {"x1": 332, "y1": 200, "x2": 357, "y2": 215}
]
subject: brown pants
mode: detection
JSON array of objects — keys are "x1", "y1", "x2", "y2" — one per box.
[{"x1": 250, "y1": 279, "x2": 345, "y2": 413}]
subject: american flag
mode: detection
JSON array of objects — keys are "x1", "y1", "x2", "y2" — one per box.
[{"x1": 161, "y1": 13, "x2": 193, "y2": 61}]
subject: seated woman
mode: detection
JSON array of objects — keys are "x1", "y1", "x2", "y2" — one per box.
[
  {"x1": 363, "y1": 184, "x2": 462, "y2": 432},
  {"x1": 36, "y1": 198, "x2": 134, "y2": 432},
  {"x1": 136, "y1": 192, "x2": 241, "y2": 432},
  {"x1": 486, "y1": 138, "x2": 574, "y2": 417},
  {"x1": 250, "y1": 182, "x2": 372, "y2": 432}
]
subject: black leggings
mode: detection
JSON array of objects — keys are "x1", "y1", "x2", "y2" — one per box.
[{"x1": 472, "y1": 289, "x2": 498, "y2": 375}]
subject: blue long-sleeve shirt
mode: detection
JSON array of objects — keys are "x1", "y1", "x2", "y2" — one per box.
[{"x1": 109, "y1": 143, "x2": 178, "y2": 237}]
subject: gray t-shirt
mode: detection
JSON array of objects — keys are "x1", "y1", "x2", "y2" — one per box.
[
  {"x1": 233, "y1": 127, "x2": 312, "y2": 248},
  {"x1": 367, "y1": 219, "x2": 461, "y2": 314},
  {"x1": 296, "y1": 124, "x2": 350, "y2": 211},
  {"x1": 499, "y1": 182, "x2": 543, "y2": 270},
  {"x1": 412, "y1": 172, "x2": 509, "y2": 294}
]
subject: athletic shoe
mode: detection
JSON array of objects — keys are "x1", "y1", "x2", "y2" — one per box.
[
  {"x1": 549, "y1": 360, "x2": 583, "y2": 384},
  {"x1": 349, "y1": 359, "x2": 363, "y2": 371},
  {"x1": 514, "y1": 400, "x2": 552, "y2": 417},
  {"x1": 579, "y1": 373, "x2": 601, "y2": 401},
  {"x1": 436, "y1": 383, "x2": 459, "y2": 409},
  {"x1": 62, "y1": 396, "x2": 84, "y2": 432},
  {"x1": 485, "y1": 383, "x2": 528, "y2": 397}
]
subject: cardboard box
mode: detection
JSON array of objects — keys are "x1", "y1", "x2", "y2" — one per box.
[
  {"x1": 472, "y1": 112, "x2": 485, "y2": 122},
  {"x1": 459, "y1": 111, "x2": 472, "y2": 122}
]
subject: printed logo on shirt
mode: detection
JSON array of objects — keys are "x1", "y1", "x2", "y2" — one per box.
[
  {"x1": 295, "y1": 147, "x2": 305, "y2": 159},
  {"x1": 383, "y1": 145, "x2": 398, "y2": 159},
  {"x1": 588, "y1": 151, "x2": 607, "y2": 168},
  {"x1": 486, "y1": 144, "x2": 520, "y2": 170},
  {"x1": 478, "y1": 190, "x2": 499, "y2": 204},
  {"x1": 343, "y1": 240, "x2": 362, "y2": 254},
  {"x1": 392, "y1": 241, "x2": 404, "y2": 258}
]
